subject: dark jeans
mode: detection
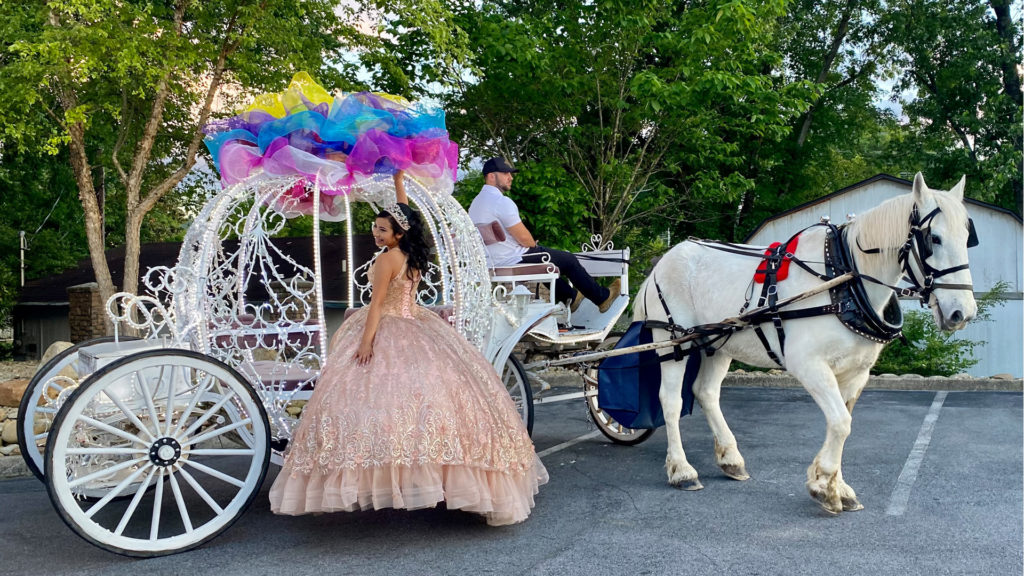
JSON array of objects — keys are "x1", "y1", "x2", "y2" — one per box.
[{"x1": 522, "y1": 246, "x2": 609, "y2": 305}]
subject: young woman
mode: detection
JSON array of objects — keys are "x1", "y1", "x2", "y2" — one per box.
[
  {"x1": 269, "y1": 186, "x2": 548, "y2": 526},
  {"x1": 204, "y1": 74, "x2": 545, "y2": 524}
]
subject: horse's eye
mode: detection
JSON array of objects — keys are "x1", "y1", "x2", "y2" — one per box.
[{"x1": 931, "y1": 235, "x2": 942, "y2": 245}]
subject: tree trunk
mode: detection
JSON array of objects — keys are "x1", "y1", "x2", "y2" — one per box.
[
  {"x1": 122, "y1": 213, "x2": 144, "y2": 298},
  {"x1": 990, "y1": 0, "x2": 1022, "y2": 107},
  {"x1": 989, "y1": 0, "x2": 1023, "y2": 214},
  {"x1": 794, "y1": 0, "x2": 856, "y2": 151},
  {"x1": 68, "y1": 122, "x2": 117, "y2": 333}
]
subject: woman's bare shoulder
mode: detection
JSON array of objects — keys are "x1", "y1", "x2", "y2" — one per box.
[{"x1": 373, "y1": 249, "x2": 405, "y2": 278}]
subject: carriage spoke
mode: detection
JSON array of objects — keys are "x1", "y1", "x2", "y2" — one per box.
[
  {"x1": 136, "y1": 369, "x2": 163, "y2": 439},
  {"x1": 33, "y1": 432, "x2": 48, "y2": 441},
  {"x1": 176, "y1": 467, "x2": 224, "y2": 515},
  {"x1": 181, "y1": 459, "x2": 245, "y2": 488},
  {"x1": 168, "y1": 366, "x2": 188, "y2": 436},
  {"x1": 115, "y1": 466, "x2": 158, "y2": 536},
  {"x1": 185, "y1": 418, "x2": 252, "y2": 448},
  {"x1": 186, "y1": 448, "x2": 255, "y2": 456},
  {"x1": 170, "y1": 373, "x2": 216, "y2": 438},
  {"x1": 167, "y1": 471, "x2": 194, "y2": 534},
  {"x1": 66, "y1": 447, "x2": 149, "y2": 456},
  {"x1": 79, "y1": 416, "x2": 149, "y2": 447},
  {"x1": 180, "y1": 391, "x2": 238, "y2": 440},
  {"x1": 36, "y1": 406, "x2": 57, "y2": 414},
  {"x1": 85, "y1": 464, "x2": 151, "y2": 518},
  {"x1": 150, "y1": 470, "x2": 165, "y2": 540},
  {"x1": 100, "y1": 390, "x2": 158, "y2": 443},
  {"x1": 68, "y1": 457, "x2": 148, "y2": 489}
]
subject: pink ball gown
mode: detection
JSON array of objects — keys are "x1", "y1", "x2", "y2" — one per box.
[{"x1": 269, "y1": 261, "x2": 548, "y2": 526}]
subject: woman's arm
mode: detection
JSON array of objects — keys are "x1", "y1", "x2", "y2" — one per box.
[
  {"x1": 354, "y1": 252, "x2": 399, "y2": 365},
  {"x1": 393, "y1": 170, "x2": 407, "y2": 205}
]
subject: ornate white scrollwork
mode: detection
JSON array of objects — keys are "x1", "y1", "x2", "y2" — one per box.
[
  {"x1": 103, "y1": 169, "x2": 498, "y2": 442},
  {"x1": 581, "y1": 234, "x2": 615, "y2": 252}
]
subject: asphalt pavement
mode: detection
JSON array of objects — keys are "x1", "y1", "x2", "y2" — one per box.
[{"x1": 0, "y1": 387, "x2": 1020, "y2": 576}]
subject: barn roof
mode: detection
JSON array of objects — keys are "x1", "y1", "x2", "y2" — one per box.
[{"x1": 744, "y1": 174, "x2": 1022, "y2": 242}]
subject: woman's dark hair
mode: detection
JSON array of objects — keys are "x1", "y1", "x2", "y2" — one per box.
[{"x1": 378, "y1": 203, "x2": 431, "y2": 279}]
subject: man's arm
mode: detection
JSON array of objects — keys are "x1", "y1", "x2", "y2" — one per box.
[{"x1": 506, "y1": 222, "x2": 537, "y2": 248}]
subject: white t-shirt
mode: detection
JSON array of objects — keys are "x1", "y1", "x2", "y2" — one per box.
[{"x1": 468, "y1": 185, "x2": 529, "y2": 266}]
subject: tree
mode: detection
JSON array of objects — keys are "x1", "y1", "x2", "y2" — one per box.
[
  {"x1": 432, "y1": 0, "x2": 816, "y2": 248},
  {"x1": 881, "y1": 0, "x2": 1022, "y2": 214},
  {"x1": 1, "y1": 0, "x2": 468, "y2": 328},
  {"x1": 0, "y1": 1, "x2": 360, "y2": 316},
  {"x1": 0, "y1": 147, "x2": 89, "y2": 328}
]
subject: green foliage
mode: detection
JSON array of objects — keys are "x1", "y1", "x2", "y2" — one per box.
[
  {"x1": 880, "y1": 0, "x2": 1022, "y2": 214},
  {"x1": 873, "y1": 282, "x2": 1010, "y2": 376},
  {"x1": 0, "y1": 0, "x2": 470, "y2": 310},
  {"x1": 433, "y1": 0, "x2": 819, "y2": 258}
]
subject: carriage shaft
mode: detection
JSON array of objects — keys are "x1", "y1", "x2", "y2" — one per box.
[{"x1": 524, "y1": 272, "x2": 853, "y2": 371}]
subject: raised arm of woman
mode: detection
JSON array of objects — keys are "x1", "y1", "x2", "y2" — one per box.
[{"x1": 393, "y1": 170, "x2": 407, "y2": 206}]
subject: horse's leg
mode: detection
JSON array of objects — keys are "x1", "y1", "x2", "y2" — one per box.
[
  {"x1": 832, "y1": 369, "x2": 871, "y2": 512},
  {"x1": 790, "y1": 361, "x2": 852, "y2": 514},
  {"x1": 693, "y1": 354, "x2": 749, "y2": 481},
  {"x1": 661, "y1": 361, "x2": 702, "y2": 490}
]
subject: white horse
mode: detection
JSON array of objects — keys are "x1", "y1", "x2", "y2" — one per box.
[{"x1": 634, "y1": 173, "x2": 977, "y2": 513}]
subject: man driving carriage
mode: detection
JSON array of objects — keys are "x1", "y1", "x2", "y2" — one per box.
[{"x1": 469, "y1": 157, "x2": 621, "y2": 313}]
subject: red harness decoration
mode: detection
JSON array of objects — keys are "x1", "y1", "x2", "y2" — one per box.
[{"x1": 754, "y1": 236, "x2": 800, "y2": 283}]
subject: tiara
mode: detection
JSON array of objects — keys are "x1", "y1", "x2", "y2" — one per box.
[{"x1": 384, "y1": 203, "x2": 410, "y2": 230}]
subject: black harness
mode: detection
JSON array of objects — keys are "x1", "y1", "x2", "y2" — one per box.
[
  {"x1": 677, "y1": 204, "x2": 977, "y2": 367},
  {"x1": 825, "y1": 225, "x2": 905, "y2": 344}
]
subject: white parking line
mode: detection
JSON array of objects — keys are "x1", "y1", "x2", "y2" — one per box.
[
  {"x1": 537, "y1": 430, "x2": 603, "y2": 459},
  {"x1": 886, "y1": 391, "x2": 948, "y2": 516}
]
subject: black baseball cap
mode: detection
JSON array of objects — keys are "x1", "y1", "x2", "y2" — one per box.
[{"x1": 482, "y1": 157, "x2": 519, "y2": 175}]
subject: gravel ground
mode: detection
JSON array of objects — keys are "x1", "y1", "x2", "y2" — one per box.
[{"x1": 0, "y1": 361, "x2": 38, "y2": 382}]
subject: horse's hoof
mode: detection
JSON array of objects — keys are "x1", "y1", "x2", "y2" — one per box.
[
  {"x1": 673, "y1": 478, "x2": 703, "y2": 491},
  {"x1": 810, "y1": 491, "x2": 842, "y2": 515},
  {"x1": 841, "y1": 496, "x2": 864, "y2": 512},
  {"x1": 721, "y1": 463, "x2": 750, "y2": 481}
]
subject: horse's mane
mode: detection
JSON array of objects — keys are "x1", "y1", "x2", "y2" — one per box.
[{"x1": 850, "y1": 189, "x2": 969, "y2": 254}]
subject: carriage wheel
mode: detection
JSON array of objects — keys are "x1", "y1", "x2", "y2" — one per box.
[
  {"x1": 584, "y1": 335, "x2": 654, "y2": 446},
  {"x1": 45, "y1": 350, "x2": 270, "y2": 557},
  {"x1": 17, "y1": 336, "x2": 139, "y2": 484},
  {"x1": 501, "y1": 354, "x2": 534, "y2": 436}
]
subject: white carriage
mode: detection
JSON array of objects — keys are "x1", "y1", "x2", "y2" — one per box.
[{"x1": 15, "y1": 168, "x2": 639, "y2": 556}]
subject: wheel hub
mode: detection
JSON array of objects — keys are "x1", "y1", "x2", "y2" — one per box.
[{"x1": 149, "y1": 437, "x2": 182, "y2": 467}]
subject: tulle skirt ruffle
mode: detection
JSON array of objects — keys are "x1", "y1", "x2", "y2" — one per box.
[{"x1": 268, "y1": 307, "x2": 547, "y2": 526}]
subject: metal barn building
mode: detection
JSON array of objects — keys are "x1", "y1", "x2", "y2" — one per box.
[{"x1": 746, "y1": 174, "x2": 1022, "y2": 378}]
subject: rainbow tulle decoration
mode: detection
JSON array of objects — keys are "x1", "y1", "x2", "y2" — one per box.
[{"x1": 203, "y1": 72, "x2": 459, "y2": 218}]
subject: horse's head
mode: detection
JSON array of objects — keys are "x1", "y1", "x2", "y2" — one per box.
[{"x1": 906, "y1": 172, "x2": 978, "y2": 331}]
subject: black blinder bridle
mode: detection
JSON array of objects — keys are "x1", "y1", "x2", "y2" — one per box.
[{"x1": 898, "y1": 205, "x2": 978, "y2": 305}]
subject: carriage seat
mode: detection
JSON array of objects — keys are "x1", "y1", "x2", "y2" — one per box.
[{"x1": 475, "y1": 222, "x2": 561, "y2": 282}]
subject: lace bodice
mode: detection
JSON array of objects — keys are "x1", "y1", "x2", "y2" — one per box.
[{"x1": 368, "y1": 258, "x2": 419, "y2": 319}]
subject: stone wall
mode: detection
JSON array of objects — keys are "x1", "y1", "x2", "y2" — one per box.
[{"x1": 67, "y1": 282, "x2": 110, "y2": 342}]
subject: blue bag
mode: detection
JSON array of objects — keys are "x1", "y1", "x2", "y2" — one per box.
[
  {"x1": 597, "y1": 321, "x2": 666, "y2": 429},
  {"x1": 597, "y1": 321, "x2": 700, "y2": 430}
]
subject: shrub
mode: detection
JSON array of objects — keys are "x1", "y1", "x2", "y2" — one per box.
[{"x1": 872, "y1": 282, "x2": 1009, "y2": 376}]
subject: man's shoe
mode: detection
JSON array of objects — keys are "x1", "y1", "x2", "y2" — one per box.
[
  {"x1": 570, "y1": 290, "x2": 586, "y2": 312},
  {"x1": 598, "y1": 278, "x2": 622, "y2": 313}
]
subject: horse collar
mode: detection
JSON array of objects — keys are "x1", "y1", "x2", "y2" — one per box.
[{"x1": 826, "y1": 226, "x2": 904, "y2": 344}]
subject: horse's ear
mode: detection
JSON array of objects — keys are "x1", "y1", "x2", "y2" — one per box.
[
  {"x1": 912, "y1": 172, "x2": 928, "y2": 201},
  {"x1": 949, "y1": 175, "x2": 966, "y2": 200}
]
